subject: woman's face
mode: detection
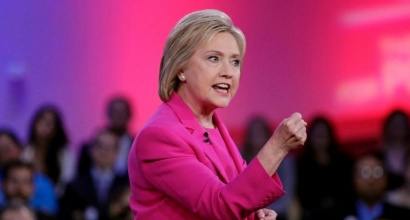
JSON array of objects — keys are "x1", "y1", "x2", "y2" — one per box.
[
  {"x1": 310, "y1": 121, "x2": 331, "y2": 151},
  {"x1": 386, "y1": 114, "x2": 409, "y2": 141},
  {"x1": 35, "y1": 111, "x2": 56, "y2": 140},
  {"x1": 177, "y1": 32, "x2": 241, "y2": 113}
]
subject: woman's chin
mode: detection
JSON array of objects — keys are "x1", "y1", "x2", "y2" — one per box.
[{"x1": 213, "y1": 99, "x2": 231, "y2": 109}]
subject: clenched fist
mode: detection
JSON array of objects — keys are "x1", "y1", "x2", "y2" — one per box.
[
  {"x1": 257, "y1": 112, "x2": 307, "y2": 176},
  {"x1": 269, "y1": 112, "x2": 307, "y2": 151}
]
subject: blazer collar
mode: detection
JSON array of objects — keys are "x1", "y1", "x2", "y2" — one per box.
[
  {"x1": 165, "y1": 93, "x2": 244, "y2": 182},
  {"x1": 165, "y1": 93, "x2": 201, "y2": 132}
]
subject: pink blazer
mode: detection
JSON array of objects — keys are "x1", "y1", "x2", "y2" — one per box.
[{"x1": 128, "y1": 93, "x2": 285, "y2": 220}]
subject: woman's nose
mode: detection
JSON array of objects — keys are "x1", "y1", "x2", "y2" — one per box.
[{"x1": 219, "y1": 60, "x2": 234, "y2": 78}]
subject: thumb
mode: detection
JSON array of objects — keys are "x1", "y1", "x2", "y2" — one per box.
[{"x1": 256, "y1": 209, "x2": 265, "y2": 218}]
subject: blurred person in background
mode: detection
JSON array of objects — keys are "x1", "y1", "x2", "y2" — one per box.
[
  {"x1": 0, "y1": 130, "x2": 21, "y2": 170},
  {"x1": 106, "y1": 96, "x2": 134, "y2": 175},
  {"x1": 0, "y1": 129, "x2": 57, "y2": 216},
  {"x1": 0, "y1": 161, "x2": 55, "y2": 220},
  {"x1": 59, "y1": 129, "x2": 129, "y2": 220},
  {"x1": 241, "y1": 115, "x2": 297, "y2": 220},
  {"x1": 329, "y1": 152, "x2": 410, "y2": 220},
  {"x1": 21, "y1": 105, "x2": 76, "y2": 195},
  {"x1": 77, "y1": 96, "x2": 134, "y2": 177},
  {"x1": 386, "y1": 149, "x2": 410, "y2": 209},
  {"x1": 296, "y1": 116, "x2": 354, "y2": 220},
  {"x1": 108, "y1": 185, "x2": 133, "y2": 220},
  {"x1": 0, "y1": 200, "x2": 37, "y2": 220},
  {"x1": 381, "y1": 109, "x2": 410, "y2": 190}
]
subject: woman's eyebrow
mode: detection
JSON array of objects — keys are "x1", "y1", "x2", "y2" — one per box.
[{"x1": 205, "y1": 50, "x2": 240, "y2": 57}]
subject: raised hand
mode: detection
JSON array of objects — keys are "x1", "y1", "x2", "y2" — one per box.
[
  {"x1": 269, "y1": 112, "x2": 307, "y2": 152},
  {"x1": 257, "y1": 112, "x2": 307, "y2": 176}
]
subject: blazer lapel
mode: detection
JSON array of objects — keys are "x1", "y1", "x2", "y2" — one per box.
[
  {"x1": 166, "y1": 93, "x2": 229, "y2": 182},
  {"x1": 192, "y1": 129, "x2": 230, "y2": 183},
  {"x1": 214, "y1": 113, "x2": 245, "y2": 173}
]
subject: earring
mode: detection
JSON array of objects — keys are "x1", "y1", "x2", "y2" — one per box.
[{"x1": 180, "y1": 75, "x2": 186, "y2": 81}]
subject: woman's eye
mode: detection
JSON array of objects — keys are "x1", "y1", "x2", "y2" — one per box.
[
  {"x1": 208, "y1": 56, "x2": 219, "y2": 62},
  {"x1": 231, "y1": 59, "x2": 241, "y2": 66}
]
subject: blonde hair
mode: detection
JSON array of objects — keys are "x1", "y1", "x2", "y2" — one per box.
[{"x1": 158, "y1": 9, "x2": 246, "y2": 102}]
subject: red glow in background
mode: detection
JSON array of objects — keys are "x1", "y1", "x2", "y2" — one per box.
[{"x1": 1, "y1": 1, "x2": 410, "y2": 151}]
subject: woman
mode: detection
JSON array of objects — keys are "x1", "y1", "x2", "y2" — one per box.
[
  {"x1": 296, "y1": 116, "x2": 354, "y2": 219},
  {"x1": 381, "y1": 109, "x2": 410, "y2": 190},
  {"x1": 128, "y1": 9, "x2": 307, "y2": 220},
  {"x1": 22, "y1": 104, "x2": 76, "y2": 195}
]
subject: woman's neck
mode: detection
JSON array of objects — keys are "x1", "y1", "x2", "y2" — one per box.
[
  {"x1": 177, "y1": 91, "x2": 215, "y2": 128},
  {"x1": 195, "y1": 114, "x2": 214, "y2": 128}
]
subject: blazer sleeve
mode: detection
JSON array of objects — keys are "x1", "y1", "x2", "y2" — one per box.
[{"x1": 133, "y1": 125, "x2": 285, "y2": 220}]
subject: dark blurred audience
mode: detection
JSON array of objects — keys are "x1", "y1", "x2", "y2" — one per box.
[
  {"x1": 0, "y1": 161, "x2": 55, "y2": 220},
  {"x1": 296, "y1": 116, "x2": 354, "y2": 220},
  {"x1": 241, "y1": 115, "x2": 297, "y2": 220},
  {"x1": 59, "y1": 129, "x2": 129, "y2": 220},
  {"x1": 7, "y1": 99, "x2": 410, "y2": 220},
  {"x1": 21, "y1": 105, "x2": 76, "y2": 195},
  {"x1": 0, "y1": 129, "x2": 57, "y2": 216},
  {"x1": 381, "y1": 109, "x2": 410, "y2": 190},
  {"x1": 108, "y1": 185, "x2": 132, "y2": 220},
  {"x1": 386, "y1": 149, "x2": 410, "y2": 209},
  {"x1": 77, "y1": 96, "x2": 134, "y2": 176},
  {"x1": 322, "y1": 152, "x2": 410, "y2": 220},
  {"x1": 0, "y1": 200, "x2": 37, "y2": 220}
]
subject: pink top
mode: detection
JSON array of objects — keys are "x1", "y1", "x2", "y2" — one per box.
[{"x1": 128, "y1": 93, "x2": 285, "y2": 220}]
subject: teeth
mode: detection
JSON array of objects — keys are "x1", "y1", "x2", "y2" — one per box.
[{"x1": 215, "y1": 84, "x2": 229, "y2": 89}]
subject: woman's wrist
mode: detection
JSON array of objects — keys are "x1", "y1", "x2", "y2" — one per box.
[{"x1": 256, "y1": 141, "x2": 288, "y2": 176}]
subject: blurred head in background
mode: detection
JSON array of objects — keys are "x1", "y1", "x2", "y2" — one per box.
[
  {"x1": 28, "y1": 105, "x2": 68, "y2": 147},
  {"x1": 0, "y1": 129, "x2": 22, "y2": 168},
  {"x1": 91, "y1": 129, "x2": 119, "y2": 171},
  {"x1": 300, "y1": 116, "x2": 342, "y2": 166},
  {"x1": 1, "y1": 161, "x2": 35, "y2": 204},
  {"x1": 382, "y1": 110, "x2": 410, "y2": 147},
  {"x1": 106, "y1": 96, "x2": 132, "y2": 136},
  {"x1": 353, "y1": 153, "x2": 387, "y2": 207}
]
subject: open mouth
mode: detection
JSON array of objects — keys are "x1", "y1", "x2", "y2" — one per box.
[{"x1": 212, "y1": 83, "x2": 230, "y2": 93}]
